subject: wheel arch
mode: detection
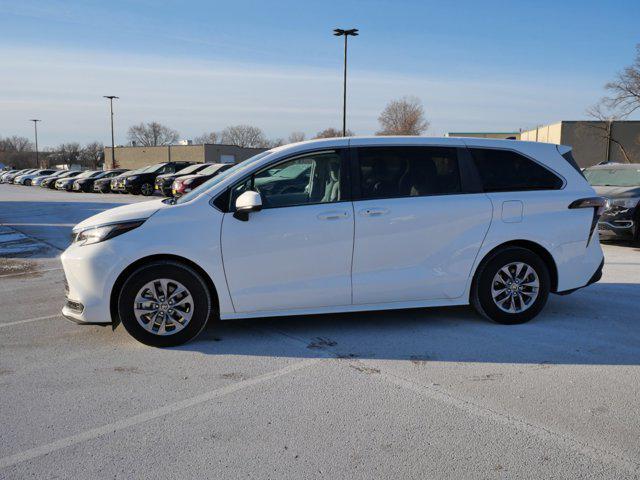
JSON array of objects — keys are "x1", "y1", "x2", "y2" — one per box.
[
  {"x1": 471, "y1": 239, "x2": 559, "y2": 299},
  {"x1": 109, "y1": 254, "x2": 220, "y2": 329}
]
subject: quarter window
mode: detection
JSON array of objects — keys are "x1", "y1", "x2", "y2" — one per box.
[
  {"x1": 230, "y1": 151, "x2": 342, "y2": 209},
  {"x1": 357, "y1": 147, "x2": 461, "y2": 200},
  {"x1": 469, "y1": 148, "x2": 563, "y2": 192}
]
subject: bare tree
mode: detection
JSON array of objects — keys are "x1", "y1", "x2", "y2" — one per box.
[
  {"x1": 314, "y1": 127, "x2": 354, "y2": 139},
  {"x1": 54, "y1": 143, "x2": 81, "y2": 168},
  {"x1": 127, "y1": 122, "x2": 179, "y2": 146},
  {"x1": 79, "y1": 142, "x2": 104, "y2": 170},
  {"x1": 220, "y1": 125, "x2": 269, "y2": 148},
  {"x1": 268, "y1": 138, "x2": 285, "y2": 148},
  {"x1": 193, "y1": 131, "x2": 218, "y2": 144},
  {"x1": 585, "y1": 103, "x2": 634, "y2": 163},
  {"x1": 0, "y1": 135, "x2": 33, "y2": 152},
  {"x1": 376, "y1": 96, "x2": 429, "y2": 136},
  {"x1": 288, "y1": 131, "x2": 306, "y2": 143},
  {"x1": 600, "y1": 44, "x2": 640, "y2": 118}
]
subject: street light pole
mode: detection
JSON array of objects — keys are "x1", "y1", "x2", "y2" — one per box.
[
  {"x1": 103, "y1": 96, "x2": 119, "y2": 169},
  {"x1": 29, "y1": 119, "x2": 41, "y2": 167},
  {"x1": 333, "y1": 28, "x2": 359, "y2": 137}
]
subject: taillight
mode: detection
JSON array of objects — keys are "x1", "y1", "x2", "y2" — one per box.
[{"x1": 569, "y1": 197, "x2": 607, "y2": 246}]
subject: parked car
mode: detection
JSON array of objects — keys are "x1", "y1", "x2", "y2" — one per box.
[
  {"x1": 40, "y1": 170, "x2": 81, "y2": 188},
  {"x1": 154, "y1": 163, "x2": 212, "y2": 196},
  {"x1": 171, "y1": 163, "x2": 233, "y2": 198},
  {"x1": 3, "y1": 169, "x2": 37, "y2": 183},
  {"x1": 56, "y1": 170, "x2": 101, "y2": 191},
  {"x1": 91, "y1": 169, "x2": 128, "y2": 193},
  {"x1": 73, "y1": 169, "x2": 126, "y2": 193},
  {"x1": 584, "y1": 163, "x2": 640, "y2": 244},
  {"x1": 15, "y1": 169, "x2": 58, "y2": 186},
  {"x1": 62, "y1": 137, "x2": 605, "y2": 347},
  {"x1": 121, "y1": 162, "x2": 193, "y2": 196},
  {"x1": 33, "y1": 170, "x2": 68, "y2": 187},
  {"x1": 0, "y1": 169, "x2": 19, "y2": 182}
]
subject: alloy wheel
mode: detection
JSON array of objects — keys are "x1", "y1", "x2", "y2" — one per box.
[
  {"x1": 490, "y1": 262, "x2": 539, "y2": 313},
  {"x1": 134, "y1": 278, "x2": 194, "y2": 336}
]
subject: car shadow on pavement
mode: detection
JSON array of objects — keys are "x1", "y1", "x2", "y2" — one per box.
[{"x1": 174, "y1": 282, "x2": 640, "y2": 366}]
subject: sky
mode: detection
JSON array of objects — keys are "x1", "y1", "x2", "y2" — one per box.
[{"x1": 0, "y1": 0, "x2": 639, "y2": 148}]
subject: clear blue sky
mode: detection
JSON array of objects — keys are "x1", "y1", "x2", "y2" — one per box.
[{"x1": 1, "y1": 0, "x2": 639, "y2": 146}]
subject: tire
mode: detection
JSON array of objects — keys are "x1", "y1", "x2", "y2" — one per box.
[
  {"x1": 25, "y1": 179, "x2": 32, "y2": 186},
  {"x1": 140, "y1": 183, "x2": 154, "y2": 196},
  {"x1": 118, "y1": 261, "x2": 213, "y2": 347},
  {"x1": 471, "y1": 247, "x2": 550, "y2": 325}
]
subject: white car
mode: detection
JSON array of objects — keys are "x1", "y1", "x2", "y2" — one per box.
[
  {"x1": 15, "y1": 169, "x2": 58, "y2": 185},
  {"x1": 62, "y1": 137, "x2": 605, "y2": 347}
]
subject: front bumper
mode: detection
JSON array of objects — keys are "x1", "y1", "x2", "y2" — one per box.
[
  {"x1": 597, "y1": 207, "x2": 636, "y2": 238},
  {"x1": 60, "y1": 242, "x2": 125, "y2": 325}
]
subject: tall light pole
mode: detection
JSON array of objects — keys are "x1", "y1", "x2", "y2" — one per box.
[
  {"x1": 333, "y1": 28, "x2": 358, "y2": 137},
  {"x1": 29, "y1": 119, "x2": 41, "y2": 167},
  {"x1": 103, "y1": 96, "x2": 119, "y2": 169}
]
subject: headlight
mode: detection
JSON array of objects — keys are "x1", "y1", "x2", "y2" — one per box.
[
  {"x1": 72, "y1": 220, "x2": 145, "y2": 246},
  {"x1": 127, "y1": 176, "x2": 138, "y2": 181},
  {"x1": 183, "y1": 178, "x2": 194, "y2": 185},
  {"x1": 610, "y1": 198, "x2": 639, "y2": 209}
]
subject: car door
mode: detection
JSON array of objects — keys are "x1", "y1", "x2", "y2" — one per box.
[
  {"x1": 351, "y1": 145, "x2": 492, "y2": 304},
  {"x1": 220, "y1": 149, "x2": 354, "y2": 313}
]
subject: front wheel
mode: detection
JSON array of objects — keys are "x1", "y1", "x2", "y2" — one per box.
[
  {"x1": 471, "y1": 247, "x2": 550, "y2": 325},
  {"x1": 25, "y1": 179, "x2": 32, "y2": 186},
  {"x1": 118, "y1": 261, "x2": 213, "y2": 347}
]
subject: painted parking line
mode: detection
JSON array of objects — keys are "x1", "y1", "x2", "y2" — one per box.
[
  {"x1": 0, "y1": 314, "x2": 61, "y2": 328},
  {"x1": 0, "y1": 358, "x2": 320, "y2": 470}
]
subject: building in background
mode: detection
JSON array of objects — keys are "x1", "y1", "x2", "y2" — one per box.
[
  {"x1": 104, "y1": 143, "x2": 267, "y2": 170},
  {"x1": 520, "y1": 121, "x2": 640, "y2": 167},
  {"x1": 447, "y1": 132, "x2": 521, "y2": 140}
]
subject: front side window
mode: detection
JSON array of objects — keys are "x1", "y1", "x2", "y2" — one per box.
[
  {"x1": 230, "y1": 151, "x2": 342, "y2": 209},
  {"x1": 469, "y1": 148, "x2": 563, "y2": 192},
  {"x1": 357, "y1": 147, "x2": 461, "y2": 200}
]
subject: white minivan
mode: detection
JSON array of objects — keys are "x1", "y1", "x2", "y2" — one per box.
[{"x1": 61, "y1": 137, "x2": 605, "y2": 347}]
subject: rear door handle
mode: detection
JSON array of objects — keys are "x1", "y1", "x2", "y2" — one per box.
[
  {"x1": 317, "y1": 210, "x2": 350, "y2": 220},
  {"x1": 359, "y1": 207, "x2": 389, "y2": 217}
]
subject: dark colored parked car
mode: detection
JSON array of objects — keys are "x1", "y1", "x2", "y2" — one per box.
[
  {"x1": 73, "y1": 169, "x2": 127, "y2": 192},
  {"x1": 585, "y1": 163, "x2": 640, "y2": 244},
  {"x1": 170, "y1": 163, "x2": 233, "y2": 197},
  {"x1": 123, "y1": 162, "x2": 192, "y2": 196},
  {"x1": 56, "y1": 171, "x2": 101, "y2": 191},
  {"x1": 93, "y1": 169, "x2": 129, "y2": 193},
  {"x1": 154, "y1": 163, "x2": 212, "y2": 196},
  {"x1": 41, "y1": 170, "x2": 81, "y2": 189}
]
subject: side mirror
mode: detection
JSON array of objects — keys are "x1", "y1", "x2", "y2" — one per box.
[{"x1": 233, "y1": 190, "x2": 262, "y2": 221}]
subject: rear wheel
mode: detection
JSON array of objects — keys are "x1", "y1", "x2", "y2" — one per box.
[
  {"x1": 471, "y1": 247, "x2": 550, "y2": 325},
  {"x1": 140, "y1": 183, "x2": 154, "y2": 196},
  {"x1": 118, "y1": 261, "x2": 213, "y2": 347}
]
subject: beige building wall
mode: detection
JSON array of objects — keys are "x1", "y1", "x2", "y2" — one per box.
[
  {"x1": 521, "y1": 121, "x2": 640, "y2": 167},
  {"x1": 105, "y1": 144, "x2": 267, "y2": 170}
]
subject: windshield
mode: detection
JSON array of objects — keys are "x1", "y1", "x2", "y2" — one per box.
[
  {"x1": 77, "y1": 171, "x2": 96, "y2": 178},
  {"x1": 175, "y1": 151, "x2": 273, "y2": 205},
  {"x1": 142, "y1": 163, "x2": 166, "y2": 173},
  {"x1": 199, "y1": 163, "x2": 229, "y2": 175},
  {"x1": 175, "y1": 164, "x2": 204, "y2": 175},
  {"x1": 584, "y1": 167, "x2": 640, "y2": 187}
]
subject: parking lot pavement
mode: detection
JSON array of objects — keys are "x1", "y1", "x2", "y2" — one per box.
[{"x1": 1, "y1": 184, "x2": 640, "y2": 479}]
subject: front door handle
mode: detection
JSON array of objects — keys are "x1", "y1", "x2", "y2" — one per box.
[
  {"x1": 359, "y1": 207, "x2": 389, "y2": 217},
  {"x1": 317, "y1": 210, "x2": 350, "y2": 220}
]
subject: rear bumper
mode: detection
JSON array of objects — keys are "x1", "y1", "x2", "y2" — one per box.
[{"x1": 555, "y1": 258, "x2": 604, "y2": 296}]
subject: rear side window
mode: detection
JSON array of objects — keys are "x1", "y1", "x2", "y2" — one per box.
[
  {"x1": 469, "y1": 148, "x2": 563, "y2": 192},
  {"x1": 357, "y1": 147, "x2": 461, "y2": 200}
]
